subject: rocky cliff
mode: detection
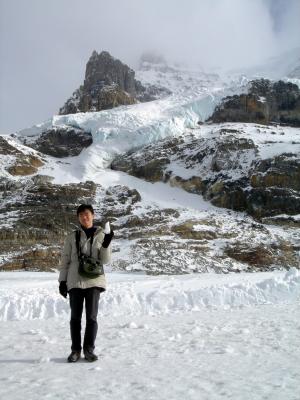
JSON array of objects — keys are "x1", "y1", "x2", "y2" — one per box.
[
  {"x1": 1, "y1": 130, "x2": 298, "y2": 274},
  {"x1": 17, "y1": 126, "x2": 93, "y2": 158},
  {"x1": 111, "y1": 123, "x2": 300, "y2": 223},
  {"x1": 208, "y1": 79, "x2": 300, "y2": 127},
  {"x1": 59, "y1": 50, "x2": 169, "y2": 115}
]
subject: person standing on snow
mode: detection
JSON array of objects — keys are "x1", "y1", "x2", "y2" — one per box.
[{"x1": 58, "y1": 204, "x2": 114, "y2": 363}]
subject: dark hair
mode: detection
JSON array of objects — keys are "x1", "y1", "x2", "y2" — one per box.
[{"x1": 76, "y1": 204, "x2": 94, "y2": 216}]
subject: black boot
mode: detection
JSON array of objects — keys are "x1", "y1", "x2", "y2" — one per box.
[
  {"x1": 67, "y1": 351, "x2": 81, "y2": 363},
  {"x1": 84, "y1": 348, "x2": 98, "y2": 362}
]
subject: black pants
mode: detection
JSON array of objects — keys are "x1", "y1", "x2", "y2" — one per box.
[{"x1": 69, "y1": 287, "x2": 102, "y2": 352}]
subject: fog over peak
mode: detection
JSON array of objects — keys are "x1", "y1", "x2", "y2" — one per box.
[{"x1": 0, "y1": 0, "x2": 299, "y2": 133}]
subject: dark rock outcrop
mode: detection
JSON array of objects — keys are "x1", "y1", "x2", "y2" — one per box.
[
  {"x1": 0, "y1": 135, "x2": 44, "y2": 175},
  {"x1": 245, "y1": 155, "x2": 300, "y2": 218},
  {"x1": 0, "y1": 175, "x2": 143, "y2": 272},
  {"x1": 208, "y1": 79, "x2": 300, "y2": 127},
  {"x1": 59, "y1": 50, "x2": 141, "y2": 114},
  {"x1": 0, "y1": 136, "x2": 22, "y2": 155},
  {"x1": 100, "y1": 185, "x2": 142, "y2": 219},
  {"x1": 60, "y1": 51, "x2": 147, "y2": 115},
  {"x1": 0, "y1": 177, "x2": 97, "y2": 271},
  {"x1": 20, "y1": 126, "x2": 93, "y2": 157},
  {"x1": 224, "y1": 238, "x2": 299, "y2": 271},
  {"x1": 59, "y1": 50, "x2": 171, "y2": 115},
  {"x1": 111, "y1": 136, "x2": 184, "y2": 182}
]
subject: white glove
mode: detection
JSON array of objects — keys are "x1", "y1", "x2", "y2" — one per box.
[{"x1": 104, "y1": 221, "x2": 111, "y2": 234}]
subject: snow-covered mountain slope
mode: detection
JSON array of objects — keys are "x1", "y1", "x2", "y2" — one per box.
[
  {"x1": 1, "y1": 124, "x2": 299, "y2": 274},
  {"x1": 0, "y1": 158, "x2": 294, "y2": 273},
  {"x1": 8, "y1": 121, "x2": 300, "y2": 184},
  {"x1": 9, "y1": 67, "x2": 241, "y2": 190},
  {"x1": 0, "y1": 51, "x2": 299, "y2": 273},
  {"x1": 15, "y1": 53, "x2": 300, "y2": 175},
  {"x1": 0, "y1": 269, "x2": 299, "y2": 400},
  {"x1": 111, "y1": 122, "x2": 300, "y2": 221},
  {"x1": 16, "y1": 62, "x2": 251, "y2": 166},
  {"x1": 111, "y1": 122, "x2": 300, "y2": 182}
]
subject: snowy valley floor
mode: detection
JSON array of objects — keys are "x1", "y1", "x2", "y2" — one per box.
[{"x1": 0, "y1": 270, "x2": 300, "y2": 400}]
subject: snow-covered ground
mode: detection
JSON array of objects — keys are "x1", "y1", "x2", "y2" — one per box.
[{"x1": 0, "y1": 269, "x2": 299, "y2": 400}]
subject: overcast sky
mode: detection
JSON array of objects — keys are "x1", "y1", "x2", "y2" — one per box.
[{"x1": 0, "y1": 0, "x2": 299, "y2": 134}]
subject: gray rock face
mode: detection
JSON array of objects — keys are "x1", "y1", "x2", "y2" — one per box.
[
  {"x1": 0, "y1": 135, "x2": 44, "y2": 175},
  {"x1": 102, "y1": 185, "x2": 141, "y2": 218},
  {"x1": 20, "y1": 126, "x2": 93, "y2": 158},
  {"x1": 1, "y1": 170, "x2": 298, "y2": 273},
  {"x1": 0, "y1": 177, "x2": 97, "y2": 271},
  {"x1": 247, "y1": 155, "x2": 300, "y2": 218},
  {"x1": 0, "y1": 136, "x2": 22, "y2": 155},
  {"x1": 59, "y1": 51, "x2": 147, "y2": 115},
  {"x1": 0, "y1": 174, "x2": 145, "y2": 272},
  {"x1": 84, "y1": 51, "x2": 137, "y2": 96},
  {"x1": 111, "y1": 136, "x2": 183, "y2": 182},
  {"x1": 0, "y1": 166, "x2": 298, "y2": 274},
  {"x1": 59, "y1": 50, "x2": 171, "y2": 115},
  {"x1": 208, "y1": 79, "x2": 300, "y2": 127}
]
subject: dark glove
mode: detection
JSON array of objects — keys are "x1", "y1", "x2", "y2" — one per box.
[
  {"x1": 59, "y1": 281, "x2": 68, "y2": 298},
  {"x1": 102, "y1": 230, "x2": 114, "y2": 248}
]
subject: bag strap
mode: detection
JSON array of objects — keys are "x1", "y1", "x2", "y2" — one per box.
[
  {"x1": 75, "y1": 230, "x2": 81, "y2": 257},
  {"x1": 75, "y1": 229, "x2": 94, "y2": 257},
  {"x1": 89, "y1": 232, "x2": 95, "y2": 257}
]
